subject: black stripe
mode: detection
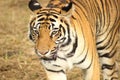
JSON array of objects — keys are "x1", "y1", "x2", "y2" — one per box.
[
  {"x1": 35, "y1": 23, "x2": 40, "y2": 29},
  {"x1": 37, "y1": 15, "x2": 42, "y2": 18},
  {"x1": 70, "y1": 36, "x2": 78, "y2": 53},
  {"x1": 60, "y1": 19, "x2": 63, "y2": 23},
  {"x1": 97, "y1": 30, "x2": 116, "y2": 50},
  {"x1": 49, "y1": 18, "x2": 56, "y2": 22},
  {"x1": 38, "y1": 18, "x2": 45, "y2": 21},
  {"x1": 72, "y1": 15, "x2": 76, "y2": 20},
  {"x1": 66, "y1": 36, "x2": 78, "y2": 58},
  {"x1": 52, "y1": 23, "x2": 55, "y2": 27},
  {"x1": 30, "y1": 18, "x2": 35, "y2": 27},
  {"x1": 61, "y1": 36, "x2": 71, "y2": 47},
  {"x1": 99, "y1": 50, "x2": 116, "y2": 58},
  {"x1": 46, "y1": 68, "x2": 65, "y2": 74},
  {"x1": 110, "y1": 70, "x2": 118, "y2": 76},
  {"x1": 111, "y1": 77, "x2": 118, "y2": 80},
  {"x1": 29, "y1": 34, "x2": 33, "y2": 40},
  {"x1": 96, "y1": 38, "x2": 104, "y2": 45},
  {"x1": 72, "y1": 1, "x2": 88, "y2": 19},
  {"x1": 99, "y1": 40, "x2": 118, "y2": 58},
  {"x1": 41, "y1": 58, "x2": 56, "y2": 61},
  {"x1": 102, "y1": 63, "x2": 115, "y2": 70},
  {"x1": 52, "y1": 14, "x2": 58, "y2": 18},
  {"x1": 86, "y1": 52, "x2": 93, "y2": 69},
  {"x1": 73, "y1": 48, "x2": 88, "y2": 65},
  {"x1": 105, "y1": 30, "x2": 118, "y2": 49},
  {"x1": 60, "y1": 22, "x2": 71, "y2": 47},
  {"x1": 96, "y1": 32, "x2": 110, "y2": 47},
  {"x1": 100, "y1": 0, "x2": 105, "y2": 33},
  {"x1": 57, "y1": 56, "x2": 67, "y2": 61},
  {"x1": 65, "y1": 22, "x2": 70, "y2": 34},
  {"x1": 60, "y1": 24, "x2": 66, "y2": 34},
  {"x1": 53, "y1": 64, "x2": 61, "y2": 67}
]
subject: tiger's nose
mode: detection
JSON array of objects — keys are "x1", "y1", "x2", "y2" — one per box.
[
  {"x1": 35, "y1": 47, "x2": 57, "y2": 55},
  {"x1": 35, "y1": 49, "x2": 48, "y2": 55},
  {"x1": 39, "y1": 50, "x2": 48, "y2": 55}
]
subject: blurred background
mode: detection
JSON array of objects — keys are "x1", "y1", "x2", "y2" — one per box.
[{"x1": 0, "y1": 0, "x2": 119, "y2": 80}]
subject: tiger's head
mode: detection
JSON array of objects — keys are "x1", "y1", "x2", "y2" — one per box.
[{"x1": 28, "y1": 0, "x2": 74, "y2": 60}]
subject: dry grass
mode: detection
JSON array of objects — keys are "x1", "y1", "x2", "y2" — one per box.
[{"x1": 0, "y1": 0, "x2": 119, "y2": 80}]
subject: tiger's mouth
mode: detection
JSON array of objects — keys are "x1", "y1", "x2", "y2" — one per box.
[
  {"x1": 35, "y1": 49, "x2": 58, "y2": 60},
  {"x1": 41, "y1": 52, "x2": 57, "y2": 61}
]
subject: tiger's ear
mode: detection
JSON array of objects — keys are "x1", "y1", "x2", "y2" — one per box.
[
  {"x1": 61, "y1": 2, "x2": 74, "y2": 17},
  {"x1": 28, "y1": 0, "x2": 42, "y2": 13}
]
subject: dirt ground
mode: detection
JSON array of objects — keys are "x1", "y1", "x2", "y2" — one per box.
[{"x1": 0, "y1": 0, "x2": 119, "y2": 80}]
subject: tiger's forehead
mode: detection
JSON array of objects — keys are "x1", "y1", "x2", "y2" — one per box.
[
  {"x1": 30, "y1": 8, "x2": 63, "y2": 29},
  {"x1": 37, "y1": 8, "x2": 61, "y2": 15}
]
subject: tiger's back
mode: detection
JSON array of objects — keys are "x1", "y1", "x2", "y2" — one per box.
[{"x1": 28, "y1": 0, "x2": 120, "y2": 80}]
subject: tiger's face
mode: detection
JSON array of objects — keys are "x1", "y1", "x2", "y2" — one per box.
[
  {"x1": 28, "y1": 0, "x2": 73, "y2": 60},
  {"x1": 29, "y1": 12, "x2": 65, "y2": 60}
]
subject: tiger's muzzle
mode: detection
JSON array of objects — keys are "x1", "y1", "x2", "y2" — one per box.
[{"x1": 35, "y1": 47, "x2": 58, "y2": 60}]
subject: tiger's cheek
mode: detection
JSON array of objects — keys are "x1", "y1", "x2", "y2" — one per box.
[
  {"x1": 52, "y1": 32, "x2": 61, "y2": 42},
  {"x1": 29, "y1": 32, "x2": 38, "y2": 42},
  {"x1": 52, "y1": 36, "x2": 58, "y2": 42}
]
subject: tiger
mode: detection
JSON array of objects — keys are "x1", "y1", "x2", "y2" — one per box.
[{"x1": 28, "y1": 0, "x2": 120, "y2": 80}]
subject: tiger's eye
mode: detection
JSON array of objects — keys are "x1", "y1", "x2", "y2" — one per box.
[{"x1": 52, "y1": 31, "x2": 58, "y2": 35}]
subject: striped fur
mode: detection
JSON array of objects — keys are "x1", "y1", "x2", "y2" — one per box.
[{"x1": 28, "y1": 0, "x2": 120, "y2": 80}]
